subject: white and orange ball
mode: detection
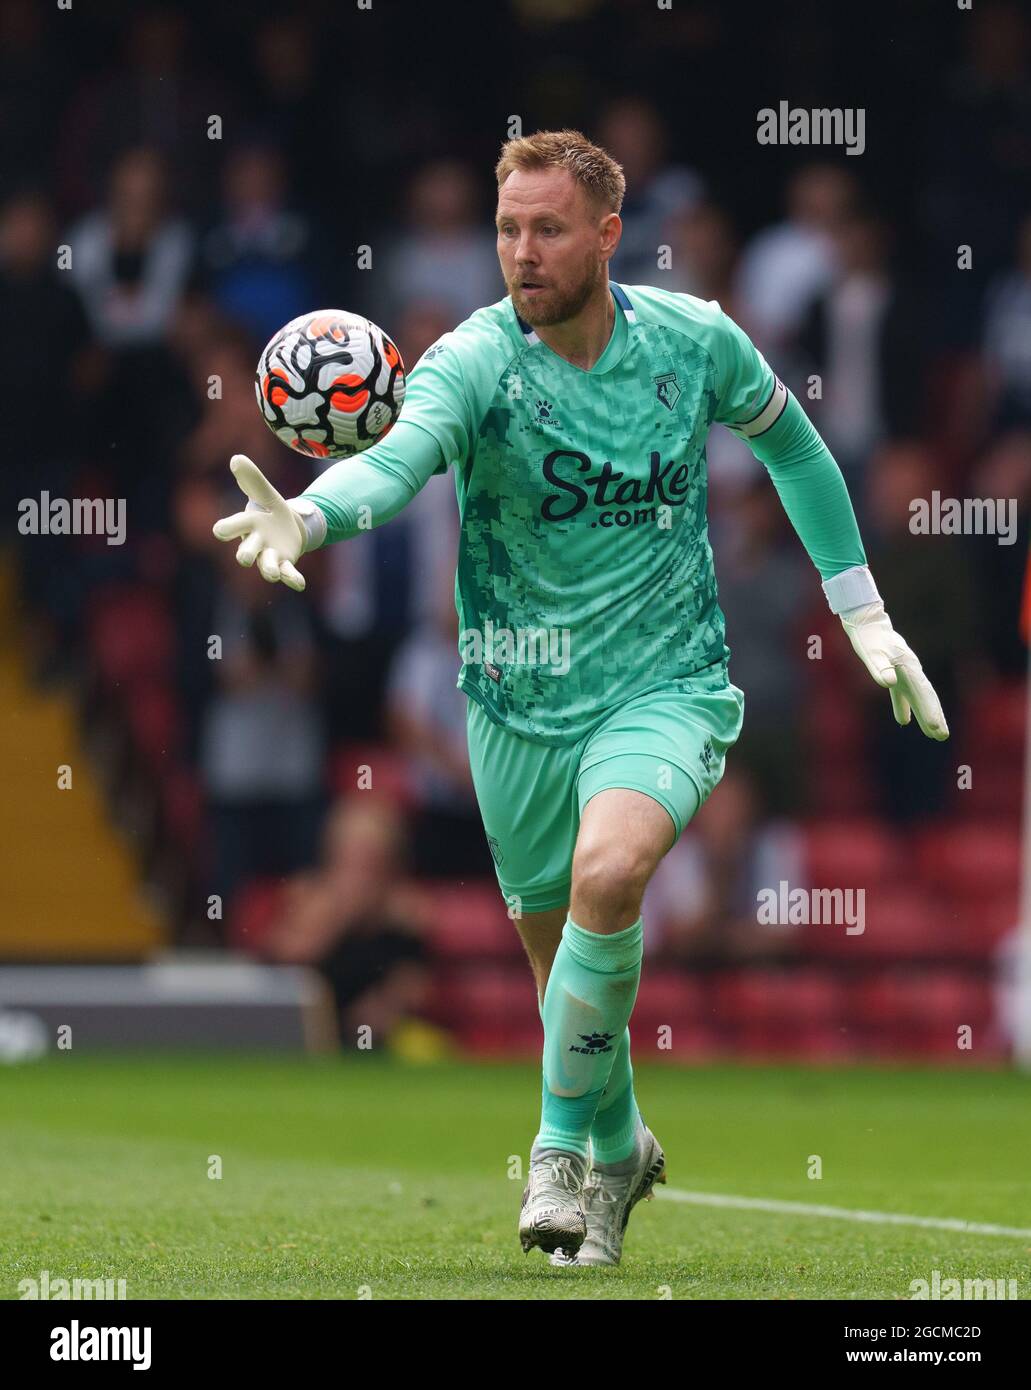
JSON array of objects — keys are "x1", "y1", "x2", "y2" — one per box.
[{"x1": 255, "y1": 309, "x2": 406, "y2": 459}]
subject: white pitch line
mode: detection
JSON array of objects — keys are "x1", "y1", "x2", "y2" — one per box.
[{"x1": 659, "y1": 1188, "x2": 1031, "y2": 1240}]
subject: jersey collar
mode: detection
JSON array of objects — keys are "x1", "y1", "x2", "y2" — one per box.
[{"x1": 513, "y1": 282, "x2": 634, "y2": 371}]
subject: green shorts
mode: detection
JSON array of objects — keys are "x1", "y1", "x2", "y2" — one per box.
[{"x1": 465, "y1": 675, "x2": 745, "y2": 914}]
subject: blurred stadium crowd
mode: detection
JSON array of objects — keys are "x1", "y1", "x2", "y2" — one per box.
[{"x1": 1, "y1": 0, "x2": 1029, "y2": 1055}]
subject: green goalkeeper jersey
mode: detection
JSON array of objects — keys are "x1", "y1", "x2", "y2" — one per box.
[{"x1": 303, "y1": 282, "x2": 866, "y2": 745}]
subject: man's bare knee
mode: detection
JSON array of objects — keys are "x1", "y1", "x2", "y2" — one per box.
[{"x1": 571, "y1": 840, "x2": 651, "y2": 924}]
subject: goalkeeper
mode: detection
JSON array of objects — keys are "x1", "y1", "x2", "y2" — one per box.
[{"x1": 213, "y1": 130, "x2": 948, "y2": 1267}]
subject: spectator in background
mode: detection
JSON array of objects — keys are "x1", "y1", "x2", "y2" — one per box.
[
  {"x1": 66, "y1": 146, "x2": 193, "y2": 349},
  {"x1": 0, "y1": 189, "x2": 99, "y2": 678},
  {"x1": 385, "y1": 590, "x2": 494, "y2": 880},
  {"x1": 862, "y1": 440, "x2": 977, "y2": 824},
  {"x1": 662, "y1": 200, "x2": 739, "y2": 308},
  {"x1": 377, "y1": 161, "x2": 500, "y2": 329},
  {"x1": 799, "y1": 212, "x2": 929, "y2": 514},
  {"x1": 919, "y1": 0, "x2": 1031, "y2": 348},
  {"x1": 734, "y1": 163, "x2": 857, "y2": 360},
  {"x1": 0, "y1": 192, "x2": 95, "y2": 501},
  {"x1": 715, "y1": 479, "x2": 810, "y2": 817},
  {"x1": 0, "y1": 0, "x2": 66, "y2": 205},
  {"x1": 200, "y1": 544, "x2": 327, "y2": 910},
  {"x1": 64, "y1": 145, "x2": 194, "y2": 530},
  {"x1": 983, "y1": 214, "x2": 1031, "y2": 433},
  {"x1": 196, "y1": 141, "x2": 326, "y2": 345},
  {"x1": 55, "y1": 4, "x2": 232, "y2": 218},
  {"x1": 262, "y1": 798, "x2": 429, "y2": 1049},
  {"x1": 598, "y1": 97, "x2": 703, "y2": 287},
  {"x1": 642, "y1": 767, "x2": 805, "y2": 963},
  {"x1": 247, "y1": 15, "x2": 328, "y2": 208},
  {"x1": 662, "y1": 199, "x2": 760, "y2": 503}
]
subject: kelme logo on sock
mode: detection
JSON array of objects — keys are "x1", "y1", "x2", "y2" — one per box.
[{"x1": 569, "y1": 1031, "x2": 616, "y2": 1055}]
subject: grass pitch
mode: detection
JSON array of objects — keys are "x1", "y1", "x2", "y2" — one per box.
[{"x1": 2, "y1": 1055, "x2": 1030, "y2": 1300}]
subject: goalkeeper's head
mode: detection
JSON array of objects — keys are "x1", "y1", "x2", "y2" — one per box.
[{"x1": 494, "y1": 128, "x2": 625, "y2": 328}]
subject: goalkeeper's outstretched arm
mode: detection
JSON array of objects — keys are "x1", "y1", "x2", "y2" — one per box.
[{"x1": 211, "y1": 420, "x2": 446, "y2": 591}]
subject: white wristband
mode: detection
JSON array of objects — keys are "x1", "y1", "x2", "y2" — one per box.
[
  {"x1": 289, "y1": 498, "x2": 327, "y2": 553},
  {"x1": 822, "y1": 563, "x2": 881, "y2": 615}
]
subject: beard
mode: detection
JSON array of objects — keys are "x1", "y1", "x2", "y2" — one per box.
[{"x1": 508, "y1": 253, "x2": 605, "y2": 327}]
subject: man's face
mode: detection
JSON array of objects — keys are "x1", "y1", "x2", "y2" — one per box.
[{"x1": 496, "y1": 167, "x2": 619, "y2": 326}]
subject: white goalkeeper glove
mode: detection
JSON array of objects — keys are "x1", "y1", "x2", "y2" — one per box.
[
  {"x1": 823, "y1": 565, "x2": 949, "y2": 741},
  {"x1": 211, "y1": 454, "x2": 325, "y2": 592}
]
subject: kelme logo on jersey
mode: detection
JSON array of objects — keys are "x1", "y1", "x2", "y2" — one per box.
[
  {"x1": 533, "y1": 398, "x2": 563, "y2": 429},
  {"x1": 540, "y1": 449, "x2": 692, "y2": 524},
  {"x1": 654, "y1": 371, "x2": 681, "y2": 411},
  {"x1": 569, "y1": 1031, "x2": 616, "y2": 1056}
]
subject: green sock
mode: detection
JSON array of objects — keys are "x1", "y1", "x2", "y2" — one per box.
[
  {"x1": 534, "y1": 916, "x2": 643, "y2": 1160},
  {"x1": 589, "y1": 1027, "x2": 641, "y2": 1164}
]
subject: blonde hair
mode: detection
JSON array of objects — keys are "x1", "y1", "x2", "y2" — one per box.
[{"x1": 495, "y1": 129, "x2": 625, "y2": 215}]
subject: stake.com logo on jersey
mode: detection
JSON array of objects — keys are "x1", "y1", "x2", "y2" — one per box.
[{"x1": 539, "y1": 449, "x2": 693, "y2": 529}]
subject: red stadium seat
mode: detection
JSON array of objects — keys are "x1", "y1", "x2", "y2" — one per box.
[
  {"x1": 950, "y1": 762, "x2": 1023, "y2": 820},
  {"x1": 962, "y1": 682, "x2": 1026, "y2": 756},
  {"x1": 851, "y1": 969, "x2": 993, "y2": 1056},
  {"x1": 160, "y1": 767, "x2": 205, "y2": 856},
  {"x1": 944, "y1": 893, "x2": 1018, "y2": 954},
  {"x1": 417, "y1": 880, "x2": 522, "y2": 959},
  {"x1": 713, "y1": 968, "x2": 844, "y2": 1027},
  {"x1": 798, "y1": 885, "x2": 943, "y2": 958},
  {"x1": 914, "y1": 823, "x2": 1020, "y2": 899},
  {"x1": 809, "y1": 687, "x2": 867, "y2": 753},
  {"x1": 810, "y1": 759, "x2": 878, "y2": 816},
  {"x1": 229, "y1": 878, "x2": 287, "y2": 953},
  {"x1": 804, "y1": 818, "x2": 904, "y2": 885},
  {"x1": 124, "y1": 681, "x2": 183, "y2": 769},
  {"x1": 87, "y1": 586, "x2": 174, "y2": 689},
  {"x1": 440, "y1": 965, "x2": 538, "y2": 1052}
]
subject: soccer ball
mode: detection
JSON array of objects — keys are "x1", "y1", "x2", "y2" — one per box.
[{"x1": 255, "y1": 309, "x2": 406, "y2": 459}]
